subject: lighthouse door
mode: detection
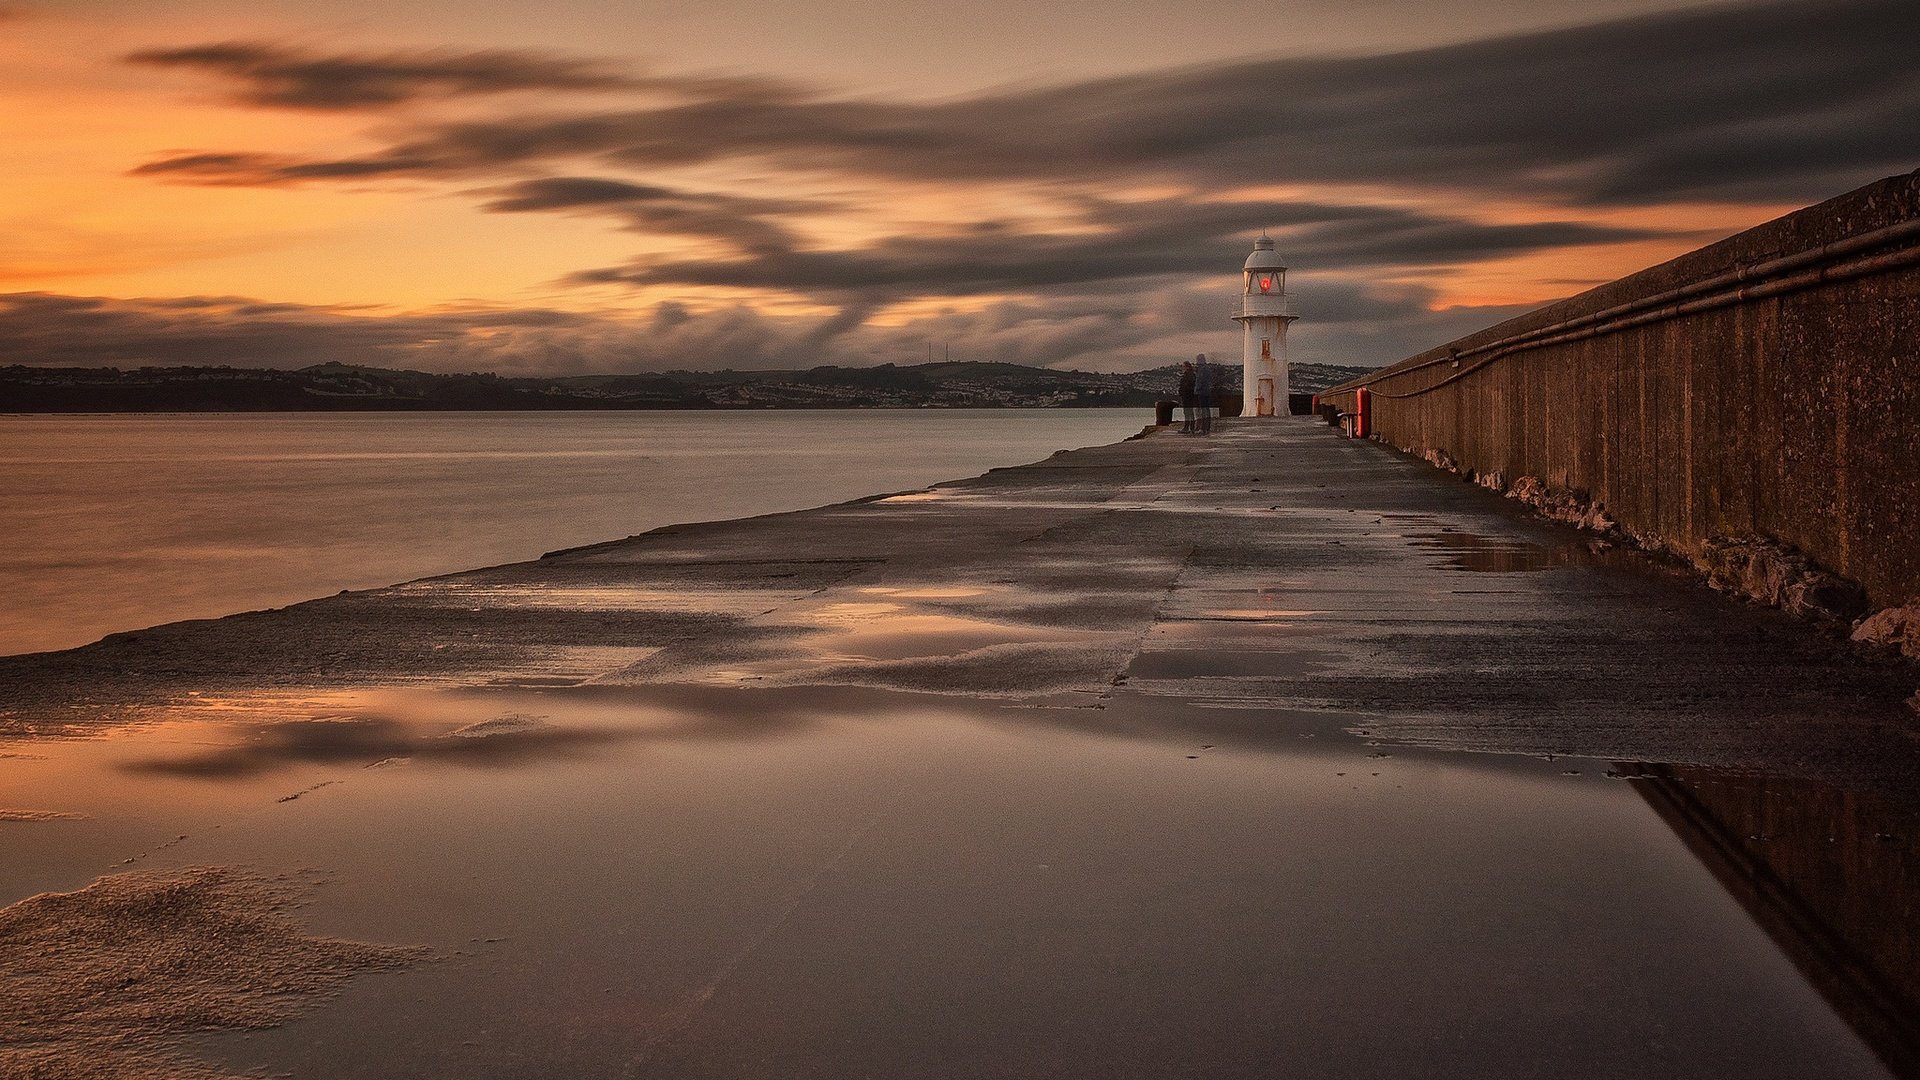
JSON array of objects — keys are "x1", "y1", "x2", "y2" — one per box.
[{"x1": 1256, "y1": 375, "x2": 1275, "y2": 417}]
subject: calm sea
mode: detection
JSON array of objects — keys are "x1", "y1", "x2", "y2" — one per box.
[{"x1": 0, "y1": 410, "x2": 1146, "y2": 657}]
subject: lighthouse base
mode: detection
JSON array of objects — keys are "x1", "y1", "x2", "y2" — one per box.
[{"x1": 1239, "y1": 315, "x2": 1289, "y2": 419}]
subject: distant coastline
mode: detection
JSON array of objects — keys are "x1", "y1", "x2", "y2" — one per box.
[{"x1": 0, "y1": 360, "x2": 1373, "y2": 413}]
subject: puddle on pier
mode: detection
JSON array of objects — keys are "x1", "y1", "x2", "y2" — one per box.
[
  {"x1": 1378, "y1": 510, "x2": 1659, "y2": 577},
  {"x1": 2, "y1": 682, "x2": 1915, "y2": 1079},
  {"x1": 1403, "y1": 522, "x2": 1642, "y2": 573},
  {"x1": 591, "y1": 581, "x2": 1144, "y2": 699},
  {"x1": 1409, "y1": 527, "x2": 1560, "y2": 572}
]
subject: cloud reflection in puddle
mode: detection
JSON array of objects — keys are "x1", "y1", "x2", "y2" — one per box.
[{"x1": 120, "y1": 710, "x2": 628, "y2": 779}]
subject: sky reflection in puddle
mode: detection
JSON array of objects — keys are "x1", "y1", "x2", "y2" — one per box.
[
  {"x1": 3, "y1": 682, "x2": 1912, "y2": 1079},
  {"x1": 1400, "y1": 520, "x2": 1661, "y2": 576},
  {"x1": 858, "y1": 585, "x2": 991, "y2": 600}
]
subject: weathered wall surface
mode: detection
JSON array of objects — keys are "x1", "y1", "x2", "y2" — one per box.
[{"x1": 1324, "y1": 170, "x2": 1920, "y2": 614}]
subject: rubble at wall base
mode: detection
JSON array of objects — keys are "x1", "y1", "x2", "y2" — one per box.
[
  {"x1": 1853, "y1": 604, "x2": 1920, "y2": 660},
  {"x1": 1407, "y1": 440, "x2": 1877, "y2": 629}
]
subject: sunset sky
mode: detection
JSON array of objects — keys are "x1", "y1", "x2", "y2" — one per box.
[{"x1": 1, "y1": 0, "x2": 1914, "y2": 374}]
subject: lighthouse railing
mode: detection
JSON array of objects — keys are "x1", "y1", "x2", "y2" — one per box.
[{"x1": 1232, "y1": 297, "x2": 1299, "y2": 319}]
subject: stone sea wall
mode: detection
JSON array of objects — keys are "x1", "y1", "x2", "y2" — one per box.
[{"x1": 1322, "y1": 170, "x2": 1920, "y2": 639}]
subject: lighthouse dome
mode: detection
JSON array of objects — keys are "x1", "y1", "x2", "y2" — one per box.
[{"x1": 1244, "y1": 235, "x2": 1286, "y2": 271}]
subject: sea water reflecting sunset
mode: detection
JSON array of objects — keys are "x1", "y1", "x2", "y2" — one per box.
[{"x1": 0, "y1": 410, "x2": 1145, "y2": 656}]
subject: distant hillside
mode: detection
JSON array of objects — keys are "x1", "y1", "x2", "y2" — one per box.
[{"x1": 0, "y1": 360, "x2": 1376, "y2": 412}]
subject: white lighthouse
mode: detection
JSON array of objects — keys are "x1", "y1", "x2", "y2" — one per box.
[{"x1": 1233, "y1": 235, "x2": 1297, "y2": 417}]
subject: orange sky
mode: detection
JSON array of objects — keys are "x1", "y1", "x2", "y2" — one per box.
[{"x1": 0, "y1": 0, "x2": 1906, "y2": 371}]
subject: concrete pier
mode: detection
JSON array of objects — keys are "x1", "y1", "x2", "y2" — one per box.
[
  {"x1": 3, "y1": 419, "x2": 1918, "y2": 1078},
  {"x1": 5, "y1": 418, "x2": 1915, "y2": 794}
]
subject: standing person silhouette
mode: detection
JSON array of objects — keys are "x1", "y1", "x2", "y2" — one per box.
[
  {"x1": 1178, "y1": 361, "x2": 1197, "y2": 434},
  {"x1": 1194, "y1": 354, "x2": 1215, "y2": 435}
]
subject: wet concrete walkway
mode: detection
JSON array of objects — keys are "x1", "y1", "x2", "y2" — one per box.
[
  {"x1": 3, "y1": 418, "x2": 1918, "y2": 1078},
  {"x1": 9, "y1": 416, "x2": 1917, "y2": 789}
]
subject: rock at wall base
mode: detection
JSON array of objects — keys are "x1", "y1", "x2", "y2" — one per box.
[
  {"x1": 1696, "y1": 537, "x2": 1869, "y2": 624},
  {"x1": 1504, "y1": 475, "x2": 1619, "y2": 536},
  {"x1": 1853, "y1": 604, "x2": 1920, "y2": 659},
  {"x1": 1419, "y1": 447, "x2": 1458, "y2": 474},
  {"x1": 1401, "y1": 441, "x2": 1875, "y2": 629}
]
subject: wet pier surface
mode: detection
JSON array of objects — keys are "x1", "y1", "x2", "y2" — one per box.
[{"x1": 3, "y1": 418, "x2": 1918, "y2": 1078}]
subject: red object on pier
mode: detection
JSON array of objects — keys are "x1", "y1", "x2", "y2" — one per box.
[{"x1": 1353, "y1": 387, "x2": 1372, "y2": 439}]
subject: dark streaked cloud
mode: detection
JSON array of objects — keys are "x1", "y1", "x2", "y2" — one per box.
[
  {"x1": 0, "y1": 281, "x2": 1529, "y2": 375},
  {"x1": 478, "y1": 176, "x2": 822, "y2": 249},
  {"x1": 482, "y1": 176, "x2": 689, "y2": 212},
  {"x1": 567, "y1": 194, "x2": 1672, "y2": 297},
  {"x1": 470, "y1": 177, "x2": 1667, "y2": 306},
  {"x1": 1076, "y1": 276, "x2": 1543, "y2": 371},
  {"x1": 124, "y1": 41, "x2": 642, "y2": 109},
  {"x1": 0, "y1": 292, "x2": 648, "y2": 371},
  {"x1": 1275, "y1": 281, "x2": 1542, "y2": 369},
  {"x1": 93, "y1": 0, "x2": 1916, "y2": 375},
  {"x1": 131, "y1": 151, "x2": 435, "y2": 186},
  {"x1": 130, "y1": 0, "x2": 1920, "y2": 206},
  {"x1": 0, "y1": 290, "x2": 885, "y2": 373}
]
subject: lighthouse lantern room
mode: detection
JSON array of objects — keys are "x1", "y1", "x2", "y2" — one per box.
[{"x1": 1233, "y1": 235, "x2": 1298, "y2": 417}]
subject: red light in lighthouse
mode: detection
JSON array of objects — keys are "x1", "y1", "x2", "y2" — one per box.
[{"x1": 1259, "y1": 275, "x2": 1273, "y2": 292}]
